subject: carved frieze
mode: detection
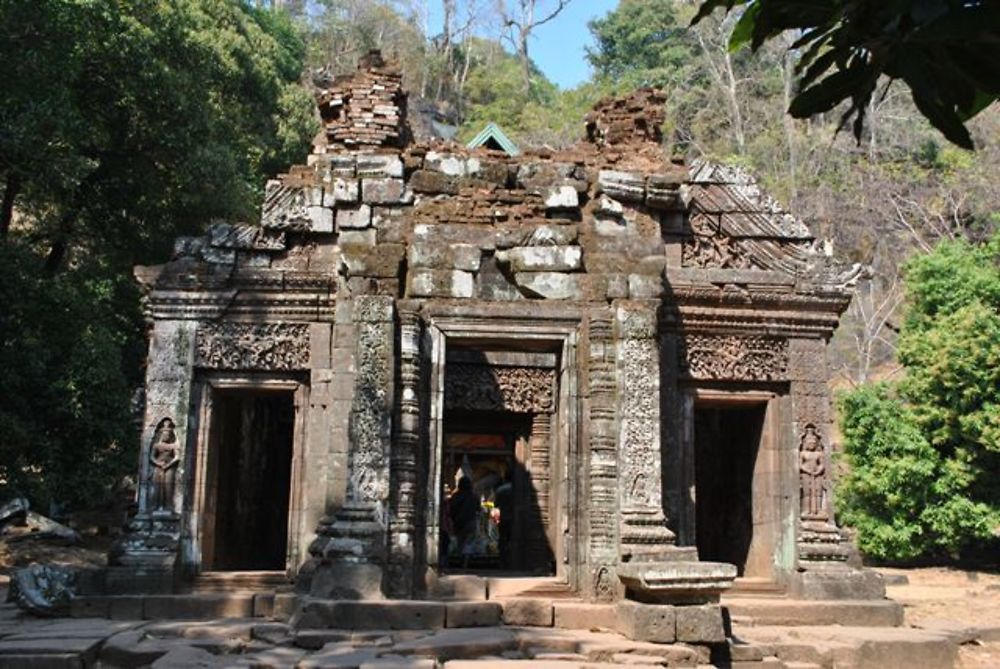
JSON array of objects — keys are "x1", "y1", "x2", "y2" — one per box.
[
  {"x1": 444, "y1": 364, "x2": 555, "y2": 413},
  {"x1": 682, "y1": 230, "x2": 761, "y2": 270},
  {"x1": 195, "y1": 323, "x2": 310, "y2": 370},
  {"x1": 679, "y1": 334, "x2": 788, "y2": 381}
]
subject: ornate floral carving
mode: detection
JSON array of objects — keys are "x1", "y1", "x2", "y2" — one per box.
[
  {"x1": 349, "y1": 298, "x2": 394, "y2": 503},
  {"x1": 195, "y1": 323, "x2": 310, "y2": 370},
  {"x1": 444, "y1": 364, "x2": 555, "y2": 413},
  {"x1": 679, "y1": 334, "x2": 787, "y2": 381}
]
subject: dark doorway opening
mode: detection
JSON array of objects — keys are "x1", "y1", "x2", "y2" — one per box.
[
  {"x1": 205, "y1": 389, "x2": 294, "y2": 571},
  {"x1": 694, "y1": 403, "x2": 767, "y2": 577},
  {"x1": 440, "y1": 410, "x2": 553, "y2": 575}
]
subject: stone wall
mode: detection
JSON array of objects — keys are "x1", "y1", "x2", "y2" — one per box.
[{"x1": 116, "y1": 51, "x2": 870, "y2": 601}]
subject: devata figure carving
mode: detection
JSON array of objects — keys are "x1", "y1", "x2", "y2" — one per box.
[
  {"x1": 149, "y1": 418, "x2": 180, "y2": 512},
  {"x1": 799, "y1": 423, "x2": 827, "y2": 519}
]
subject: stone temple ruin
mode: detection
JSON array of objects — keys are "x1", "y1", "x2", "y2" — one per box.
[{"x1": 102, "y1": 51, "x2": 887, "y2": 647}]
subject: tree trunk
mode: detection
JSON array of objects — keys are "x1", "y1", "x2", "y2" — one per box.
[{"x1": 1, "y1": 172, "x2": 20, "y2": 238}]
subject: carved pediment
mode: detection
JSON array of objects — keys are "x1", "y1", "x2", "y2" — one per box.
[{"x1": 682, "y1": 161, "x2": 866, "y2": 288}]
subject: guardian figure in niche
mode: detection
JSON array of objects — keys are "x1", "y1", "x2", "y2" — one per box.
[
  {"x1": 799, "y1": 423, "x2": 827, "y2": 519},
  {"x1": 149, "y1": 418, "x2": 180, "y2": 512}
]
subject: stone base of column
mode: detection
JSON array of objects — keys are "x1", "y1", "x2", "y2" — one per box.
[
  {"x1": 791, "y1": 562, "x2": 887, "y2": 600},
  {"x1": 298, "y1": 501, "x2": 386, "y2": 600},
  {"x1": 619, "y1": 507, "x2": 679, "y2": 562},
  {"x1": 616, "y1": 600, "x2": 727, "y2": 644},
  {"x1": 106, "y1": 511, "x2": 180, "y2": 594}
]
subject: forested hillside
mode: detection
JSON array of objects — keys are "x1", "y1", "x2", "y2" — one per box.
[
  {"x1": 1, "y1": 0, "x2": 998, "y2": 531},
  {"x1": 288, "y1": 0, "x2": 1000, "y2": 383}
]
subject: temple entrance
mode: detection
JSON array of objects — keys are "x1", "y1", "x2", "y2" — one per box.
[
  {"x1": 693, "y1": 401, "x2": 773, "y2": 579},
  {"x1": 437, "y1": 347, "x2": 559, "y2": 576},
  {"x1": 202, "y1": 389, "x2": 295, "y2": 571},
  {"x1": 440, "y1": 411, "x2": 553, "y2": 574}
]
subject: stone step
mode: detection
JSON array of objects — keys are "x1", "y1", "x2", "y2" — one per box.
[
  {"x1": 190, "y1": 570, "x2": 290, "y2": 593},
  {"x1": 722, "y1": 598, "x2": 904, "y2": 628},
  {"x1": 69, "y1": 592, "x2": 288, "y2": 620},
  {"x1": 734, "y1": 625, "x2": 959, "y2": 669}
]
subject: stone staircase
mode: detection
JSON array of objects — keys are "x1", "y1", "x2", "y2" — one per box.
[{"x1": 56, "y1": 576, "x2": 967, "y2": 668}]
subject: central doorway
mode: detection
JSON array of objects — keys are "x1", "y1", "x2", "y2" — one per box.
[
  {"x1": 440, "y1": 411, "x2": 553, "y2": 573},
  {"x1": 693, "y1": 399, "x2": 774, "y2": 580},
  {"x1": 202, "y1": 388, "x2": 295, "y2": 571}
]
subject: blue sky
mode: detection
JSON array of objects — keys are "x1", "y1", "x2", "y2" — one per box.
[{"x1": 425, "y1": 0, "x2": 620, "y2": 89}]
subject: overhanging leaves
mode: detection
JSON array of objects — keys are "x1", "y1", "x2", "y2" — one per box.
[{"x1": 693, "y1": 0, "x2": 1000, "y2": 149}]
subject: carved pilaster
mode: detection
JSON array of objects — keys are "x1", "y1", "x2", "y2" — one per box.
[
  {"x1": 527, "y1": 412, "x2": 553, "y2": 571},
  {"x1": 301, "y1": 296, "x2": 395, "y2": 599},
  {"x1": 616, "y1": 303, "x2": 675, "y2": 561},
  {"x1": 387, "y1": 304, "x2": 421, "y2": 597},
  {"x1": 788, "y1": 339, "x2": 846, "y2": 563},
  {"x1": 348, "y1": 296, "x2": 395, "y2": 506},
  {"x1": 587, "y1": 311, "x2": 619, "y2": 600}
]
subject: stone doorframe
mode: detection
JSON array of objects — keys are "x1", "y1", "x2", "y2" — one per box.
[
  {"x1": 423, "y1": 310, "x2": 582, "y2": 587},
  {"x1": 678, "y1": 387, "x2": 795, "y2": 590},
  {"x1": 181, "y1": 373, "x2": 310, "y2": 579}
]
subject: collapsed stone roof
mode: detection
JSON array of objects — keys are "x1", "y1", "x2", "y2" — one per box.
[{"x1": 144, "y1": 50, "x2": 861, "y2": 327}]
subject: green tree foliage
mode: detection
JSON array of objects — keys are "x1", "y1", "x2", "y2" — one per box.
[
  {"x1": 0, "y1": 0, "x2": 314, "y2": 509},
  {"x1": 692, "y1": 0, "x2": 1000, "y2": 150},
  {"x1": 837, "y1": 236, "x2": 1000, "y2": 560},
  {"x1": 586, "y1": 0, "x2": 699, "y2": 91},
  {"x1": 0, "y1": 242, "x2": 143, "y2": 509}
]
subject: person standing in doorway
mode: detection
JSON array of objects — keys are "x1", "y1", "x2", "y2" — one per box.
[{"x1": 449, "y1": 476, "x2": 480, "y2": 569}]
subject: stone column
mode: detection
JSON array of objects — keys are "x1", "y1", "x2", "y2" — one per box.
[
  {"x1": 109, "y1": 320, "x2": 198, "y2": 592},
  {"x1": 587, "y1": 310, "x2": 620, "y2": 601},
  {"x1": 302, "y1": 295, "x2": 395, "y2": 599},
  {"x1": 386, "y1": 302, "x2": 421, "y2": 597},
  {"x1": 788, "y1": 337, "x2": 884, "y2": 599},
  {"x1": 614, "y1": 302, "x2": 676, "y2": 560}
]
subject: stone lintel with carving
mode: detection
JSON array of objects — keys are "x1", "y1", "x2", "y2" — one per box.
[
  {"x1": 444, "y1": 363, "x2": 556, "y2": 414},
  {"x1": 195, "y1": 322, "x2": 311, "y2": 371},
  {"x1": 678, "y1": 333, "x2": 788, "y2": 382}
]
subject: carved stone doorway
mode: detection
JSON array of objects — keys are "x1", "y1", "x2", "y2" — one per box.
[
  {"x1": 441, "y1": 410, "x2": 553, "y2": 574},
  {"x1": 688, "y1": 391, "x2": 781, "y2": 584},
  {"x1": 200, "y1": 388, "x2": 295, "y2": 571}
]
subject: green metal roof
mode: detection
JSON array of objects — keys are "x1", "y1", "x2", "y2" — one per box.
[{"x1": 466, "y1": 122, "x2": 519, "y2": 156}]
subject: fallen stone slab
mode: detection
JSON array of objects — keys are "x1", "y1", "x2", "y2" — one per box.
[
  {"x1": 99, "y1": 630, "x2": 174, "y2": 668},
  {"x1": 232, "y1": 645, "x2": 307, "y2": 668},
  {"x1": 7, "y1": 565, "x2": 76, "y2": 617},
  {"x1": 0, "y1": 652, "x2": 82, "y2": 668},
  {"x1": 297, "y1": 642, "x2": 380, "y2": 669},
  {"x1": 0, "y1": 497, "x2": 28, "y2": 527},
  {"x1": 0, "y1": 636, "x2": 103, "y2": 665},
  {"x1": 150, "y1": 644, "x2": 224, "y2": 668}
]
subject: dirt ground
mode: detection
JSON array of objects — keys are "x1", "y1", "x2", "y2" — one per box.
[
  {"x1": 0, "y1": 535, "x2": 111, "y2": 576},
  {"x1": 881, "y1": 566, "x2": 1000, "y2": 669}
]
